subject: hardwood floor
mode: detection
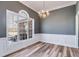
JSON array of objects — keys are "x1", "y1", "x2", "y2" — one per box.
[{"x1": 6, "y1": 42, "x2": 79, "y2": 57}]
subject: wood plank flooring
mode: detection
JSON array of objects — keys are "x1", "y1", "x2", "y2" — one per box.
[{"x1": 6, "y1": 42, "x2": 79, "y2": 57}]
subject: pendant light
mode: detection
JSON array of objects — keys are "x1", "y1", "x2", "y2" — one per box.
[{"x1": 38, "y1": 1, "x2": 49, "y2": 18}]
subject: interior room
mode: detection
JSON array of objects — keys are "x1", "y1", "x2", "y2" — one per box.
[{"x1": 0, "y1": 1, "x2": 79, "y2": 57}]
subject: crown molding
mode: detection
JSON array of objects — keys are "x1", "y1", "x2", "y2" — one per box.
[
  {"x1": 19, "y1": 1, "x2": 38, "y2": 13},
  {"x1": 48, "y1": 1, "x2": 77, "y2": 12},
  {"x1": 19, "y1": 1, "x2": 77, "y2": 14}
]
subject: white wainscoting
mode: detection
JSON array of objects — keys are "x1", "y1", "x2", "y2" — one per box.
[
  {"x1": 0, "y1": 34, "x2": 78, "y2": 56},
  {"x1": 6, "y1": 38, "x2": 39, "y2": 56},
  {"x1": 0, "y1": 34, "x2": 40, "y2": 57},
  {"x1": 37, "y1": 34, "x2": 78, "y2": 48},
  {"x1": 0, "y1": 38, "x2": 8, "y2": 57}
]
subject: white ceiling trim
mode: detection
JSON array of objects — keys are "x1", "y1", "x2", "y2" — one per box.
[
  {"x1": 19, "y1": 1, "x2": 77, "y2": 13},
  {"x1": 19, "y1": 1, "x2": 38, "y2": 13},
  {"x1": 46, "y1": 1, "x2": 77, "y2": 12}
]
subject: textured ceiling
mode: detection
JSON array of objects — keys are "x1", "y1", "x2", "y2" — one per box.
[{"x1": 20, "y1": 1, "x2": 76, "y2": 13}]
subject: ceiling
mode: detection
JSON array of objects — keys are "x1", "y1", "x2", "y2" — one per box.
[{"x1": 20, "y1": 1, "x2": 77, "y2": 13}]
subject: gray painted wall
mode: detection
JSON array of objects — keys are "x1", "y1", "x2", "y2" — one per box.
[
  {"x1": 76, "y1": 2, "x2": 79, "y2": 13},
  {"x1": 0, "y1": 2, "x2": 77, "y2": 37},
  {"x1": 40, "y1": 5, "x2": 76, "y2": 35},
  {"x1": 0, "y1": 1, "x2": 40, "y2": 37}
]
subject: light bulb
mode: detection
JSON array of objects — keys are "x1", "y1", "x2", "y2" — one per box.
[{"x1": 38, "y1": 10, "x2": 50, "y2": 18}]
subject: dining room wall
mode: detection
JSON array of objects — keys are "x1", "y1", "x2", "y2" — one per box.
[
  {"x1": 40, "y1": 5, "x2": 76, "y2": 35},
  {"x1": 0, "y1": 1, "x2": 40, "y2": 37}
]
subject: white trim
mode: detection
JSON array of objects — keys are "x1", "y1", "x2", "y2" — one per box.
[
  {"x1": 36, "y1": 34, "x2": 78, "y2": 48},
  {"x1": 19, "y1": 1, "x2": 38, "y2": 13},
  {"x1": 6, "y1": 9, "x2": 27, "y2": 18},
  {"x1": 48, "y1": 1, "x2": 77, "y2": 12},
  {"x1": 6, "y1": 9, "x2": 18, "y2": 41},
  {"x1": 0, "y1": 36, "x2": 40, "y2": 56},
  {"x1": 76, "y1": 12, "x2": 78, "y2": 47},
  {"x1": 75, "y1": 11, "x2": 79, "y2": 48},
  {"x1": 0, "y1": 34, "x2": 78, "y2": 56},
  {"x1": 32, "y1": 18, "x2": 34, "y2": 38},
  {"x1": 19, "y1": 10, "x2": 30, "y2": 20}
]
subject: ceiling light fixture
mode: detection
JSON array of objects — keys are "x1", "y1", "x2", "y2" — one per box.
[{"x1": 38, "y1": 1, "x2": 50, "y2": 18}]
